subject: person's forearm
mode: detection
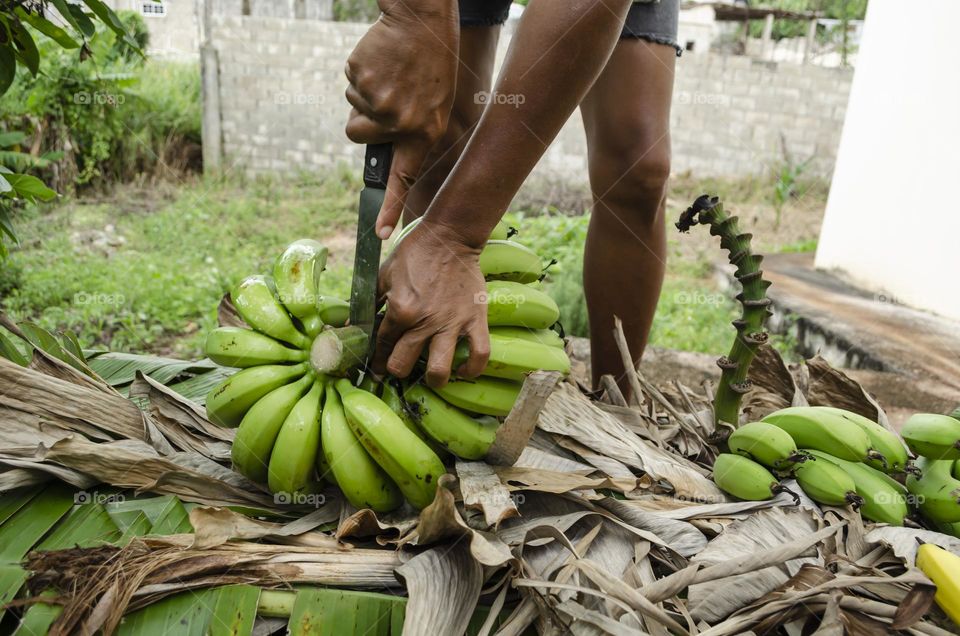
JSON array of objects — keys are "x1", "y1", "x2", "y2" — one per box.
[{"x1": 421, "y1": 0, "x2": 632, "y2": 247}]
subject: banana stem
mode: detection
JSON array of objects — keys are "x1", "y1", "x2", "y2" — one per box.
[
  {"x1": 257, "y1": 589, "x2": 295, "y2": 617},
  {"x1": 677, "y1": 195, "x2": 772, "y2": 427},
  {"x1": 309, "y1": 326, "x2": 369, "y2": 376}
]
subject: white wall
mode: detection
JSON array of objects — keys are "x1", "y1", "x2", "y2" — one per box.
[{"x1": 815, "y1": 0, "x2": 960, "y2": 321}]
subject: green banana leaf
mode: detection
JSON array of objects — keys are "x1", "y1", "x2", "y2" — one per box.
[{"x1": 87, "y1": 351, "x2": 220, "y2": 391}]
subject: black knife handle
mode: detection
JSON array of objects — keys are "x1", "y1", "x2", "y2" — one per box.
[{"x1": 363, "y1": 144, "x2": 393, "y2": 189}]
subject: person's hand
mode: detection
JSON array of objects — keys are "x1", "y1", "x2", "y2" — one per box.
[
  {"x1": 344, "y1": 0, "x2": 459, "y2": 239},
  {"x1": 373, "y1": 220, "x2": 490, "y2": 388}
]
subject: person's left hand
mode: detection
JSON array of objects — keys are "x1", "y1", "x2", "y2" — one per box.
[{"x1": 372, "y1": 219, "x2": 490, "y2": 388}]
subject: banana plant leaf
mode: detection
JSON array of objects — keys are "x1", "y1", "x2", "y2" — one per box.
[{"x1": 87, "y1": 352, "x2": 219, "y2": 393}]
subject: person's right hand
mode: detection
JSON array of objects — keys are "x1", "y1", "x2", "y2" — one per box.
[{"x1": 344, "y1": 0, "x2": 459, "y2": 239}]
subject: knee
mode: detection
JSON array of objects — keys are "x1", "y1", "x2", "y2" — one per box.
[{"x1": 589, "y1": 129, "x2": 671, "y2": 226}]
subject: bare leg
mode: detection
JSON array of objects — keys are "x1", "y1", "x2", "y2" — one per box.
[
  {"x1": 580, "y1": 40, "x2": 676, "y2": 397},
  {"x1": 403, "y1": 26, "x2": 501, "y2": 224}
]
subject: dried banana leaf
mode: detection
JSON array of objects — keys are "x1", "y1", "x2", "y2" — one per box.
[{"x1": 396, "y1": 544, "x2": 482, "y2": 636}]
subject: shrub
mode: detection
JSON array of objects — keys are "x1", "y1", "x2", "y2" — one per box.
[{"x1": 0, "y1": 11, "x2": 201, "y2": 193}]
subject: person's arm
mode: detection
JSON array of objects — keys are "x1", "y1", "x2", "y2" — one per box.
[
  {"x1": 374, "y1": 0, "x2": 633, "y2": 387},
  {"x1": 344, "y1": 0, "x2": 459, "y2": 238}
]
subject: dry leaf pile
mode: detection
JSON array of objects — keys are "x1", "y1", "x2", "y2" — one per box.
[{"x1": 1, "y1": 341, "x2": 959, "y2": 635}]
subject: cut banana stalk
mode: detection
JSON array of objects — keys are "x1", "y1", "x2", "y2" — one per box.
[{"x1": 309, "y1": 326, "x2": 368, "y2": 377}]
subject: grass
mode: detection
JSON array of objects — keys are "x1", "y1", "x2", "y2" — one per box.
[
  {"x1": 1, "y1": 169, "x2": 813, "y2": 360},
  {"x1": 1, "y1": 169, "x2": 359, "y2": 356}
]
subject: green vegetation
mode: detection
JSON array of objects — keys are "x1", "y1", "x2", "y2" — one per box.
[
  {"x1": 0, "y1": 171, "x2": 358, "y2": 356},
  {"x1": 0, "y1": 14, "x2": 200, "y2": 192}
]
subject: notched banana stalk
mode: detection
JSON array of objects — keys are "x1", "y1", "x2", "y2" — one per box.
[{"x1": 677, "y1": 194, "x2": 772, "y2": 427}]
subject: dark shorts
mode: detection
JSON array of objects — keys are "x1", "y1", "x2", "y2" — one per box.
[{"x1": 459, "y1": 0, "x2": 682, "y2": 56}]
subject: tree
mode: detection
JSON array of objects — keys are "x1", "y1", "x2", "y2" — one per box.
[{"x1": 0, "y1": 0, "x2": 142, "y2": 258}]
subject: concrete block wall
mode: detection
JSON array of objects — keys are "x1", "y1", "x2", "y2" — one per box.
[{"x1": 211, "y1": 16, "x2": 853, "y2": 182}]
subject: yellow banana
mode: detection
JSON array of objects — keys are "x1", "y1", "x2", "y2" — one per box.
[
  {"x1": 434, "y1": 376, "x2": 522, "y2": 417},
  {"x1": 206, "y1": 326, "x2": 307, "y2": 368},
  {"x1": 479, "y1": 240, "x2": 542, "y2": 284},
  {"x1": 727, "y1": 421, "x2": 810, "y2": 469},
  {"x1": 901, "y1": 413, "x2": 960, "y2": 461},
  {"x1": 484, "y1": 280, "x2": 560, "y2": 329},
  {"x1": 916, "y1": 543, "x2": 960, "y2": 627},
  {"x1": 231, "y1": 372, "x2": 315, "y2": 483},
  {"x1": 792, "y1": 458, "x2": 864, "y2": 508},
  {"x1": 273, "y1": 239, "x2": 328, "y2": 337},
  {"x1": 205, "y1": 362, "x2": 309, "y2": 427},
  {"x1": 335, "y1": 379, "x2": 445, "y2": 509},
  {"x1": 452, "y1": 330, "x2": 570, "y2": 382},
  {"x1": 231, "y1": 275, "x2": 312, "y2": 349},
  {"x1": 403, "y1": 384, "x2": 500, "y2": 460},
  {"x1": 813, "y1": 406, "x2": 913, "y2": 473},
  {"x1": 804, "y1": 450, "x2": 908, "y2": 525},
  {"x1": 268, "y1": 379, "x2": 325, "y2": 495},
  {"x1": 907, "y1": 457, "x2": 960, "y2": 523},
  {"x1": 762, "y1": 406, "x2": 881, "y2": 463},
  {"x1": 320, "y1": 384, "x2": 402, "y2": 512},
  {"x1": 712, "y1": 453, "x2": 790, "y2": 501}
]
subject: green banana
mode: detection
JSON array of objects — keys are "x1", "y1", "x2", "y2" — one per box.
[
  {"x1": 804, "y1": 450, "x2": 908, "y2": 525},
  {"x1": 434, "y1": 376, "x2": 522, "y2": 418},
  {"x1": 712, "y1": 453, "x2": 790, "y2": 501},
  {"x1": 931, "y1": 519, "x2": 960, "y2": 539},
  {"x1": 206, "y1": 326, "x2": 307, "y2": 368},
  {"x1": 792, "y1": 458, "x2": 864, "y2": 508},
  {"x1": 393, "y1": 217, "x2": 512, "y2": 250},
  {"x1": 403, "y1": 384, "x2": 500, "y2": 460},
  {"x1": 955, "y1": 459, "x2": 960, "y2": 480},
  {"x1": 485, "y1": 280, "x2": 560, "y2": 329},
  {"x1": 206, "y1": 362, "x2": 309, "y2": 427},
  {"x1": 479, "y1": 240, "x2": 542, "y2": 284},
  {"x1": 489, "y1": 220, "x2": 513, "y2": 241},
  {"x1": 321, "y1": 384, "x2": 403, "y2": 512},
  {"x1": 727, "y1": 421, "x2": 810, "y2": 469},
  {"x1": 907, "y1": 457, "x2": 960, "y2": 523},
  {"x1": 335, "y1": 379, "x2": 445, "y2": 509},
  {"x1": 901, "y1": 413, "x2": 960, "y2": 461},
  {"x1": 231, "y1": 275, "x2": 312, "y2": 349},
  {"x1": 231, "y1": 372, "x2": 315, "y2": 483},
  {"x1": 273, "y1": 239, "x2": 328, "y2": 337},
  {"x1": 762, "y1": 406, "x2": 882, "y2": 463},
  {"x1": 317, "y1": 295, "x2": 349, "y2": 328},
  {"x1": 452, "y1": 330, "x2": 570, "y2": 382},
  {"x1": 268, "y1": 379, "x2": 325, "y2": 495},
  {"x1": 813, "y1": 406, "x2": 913, "y2": 473},
  {"x1": 381, "y1": 382, "x2": 449, "y2": 459},
  {"x1": 488, "y1": 326, "x2": 564, "y2": 349}
]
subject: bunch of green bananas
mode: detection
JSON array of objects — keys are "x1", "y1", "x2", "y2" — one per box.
[
  {"x1": 712, "y1": 406, "x2": 960, "y2": 533},
  {"x1": 203, "y1": 233, "x2": 570, "y2": 512}
]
